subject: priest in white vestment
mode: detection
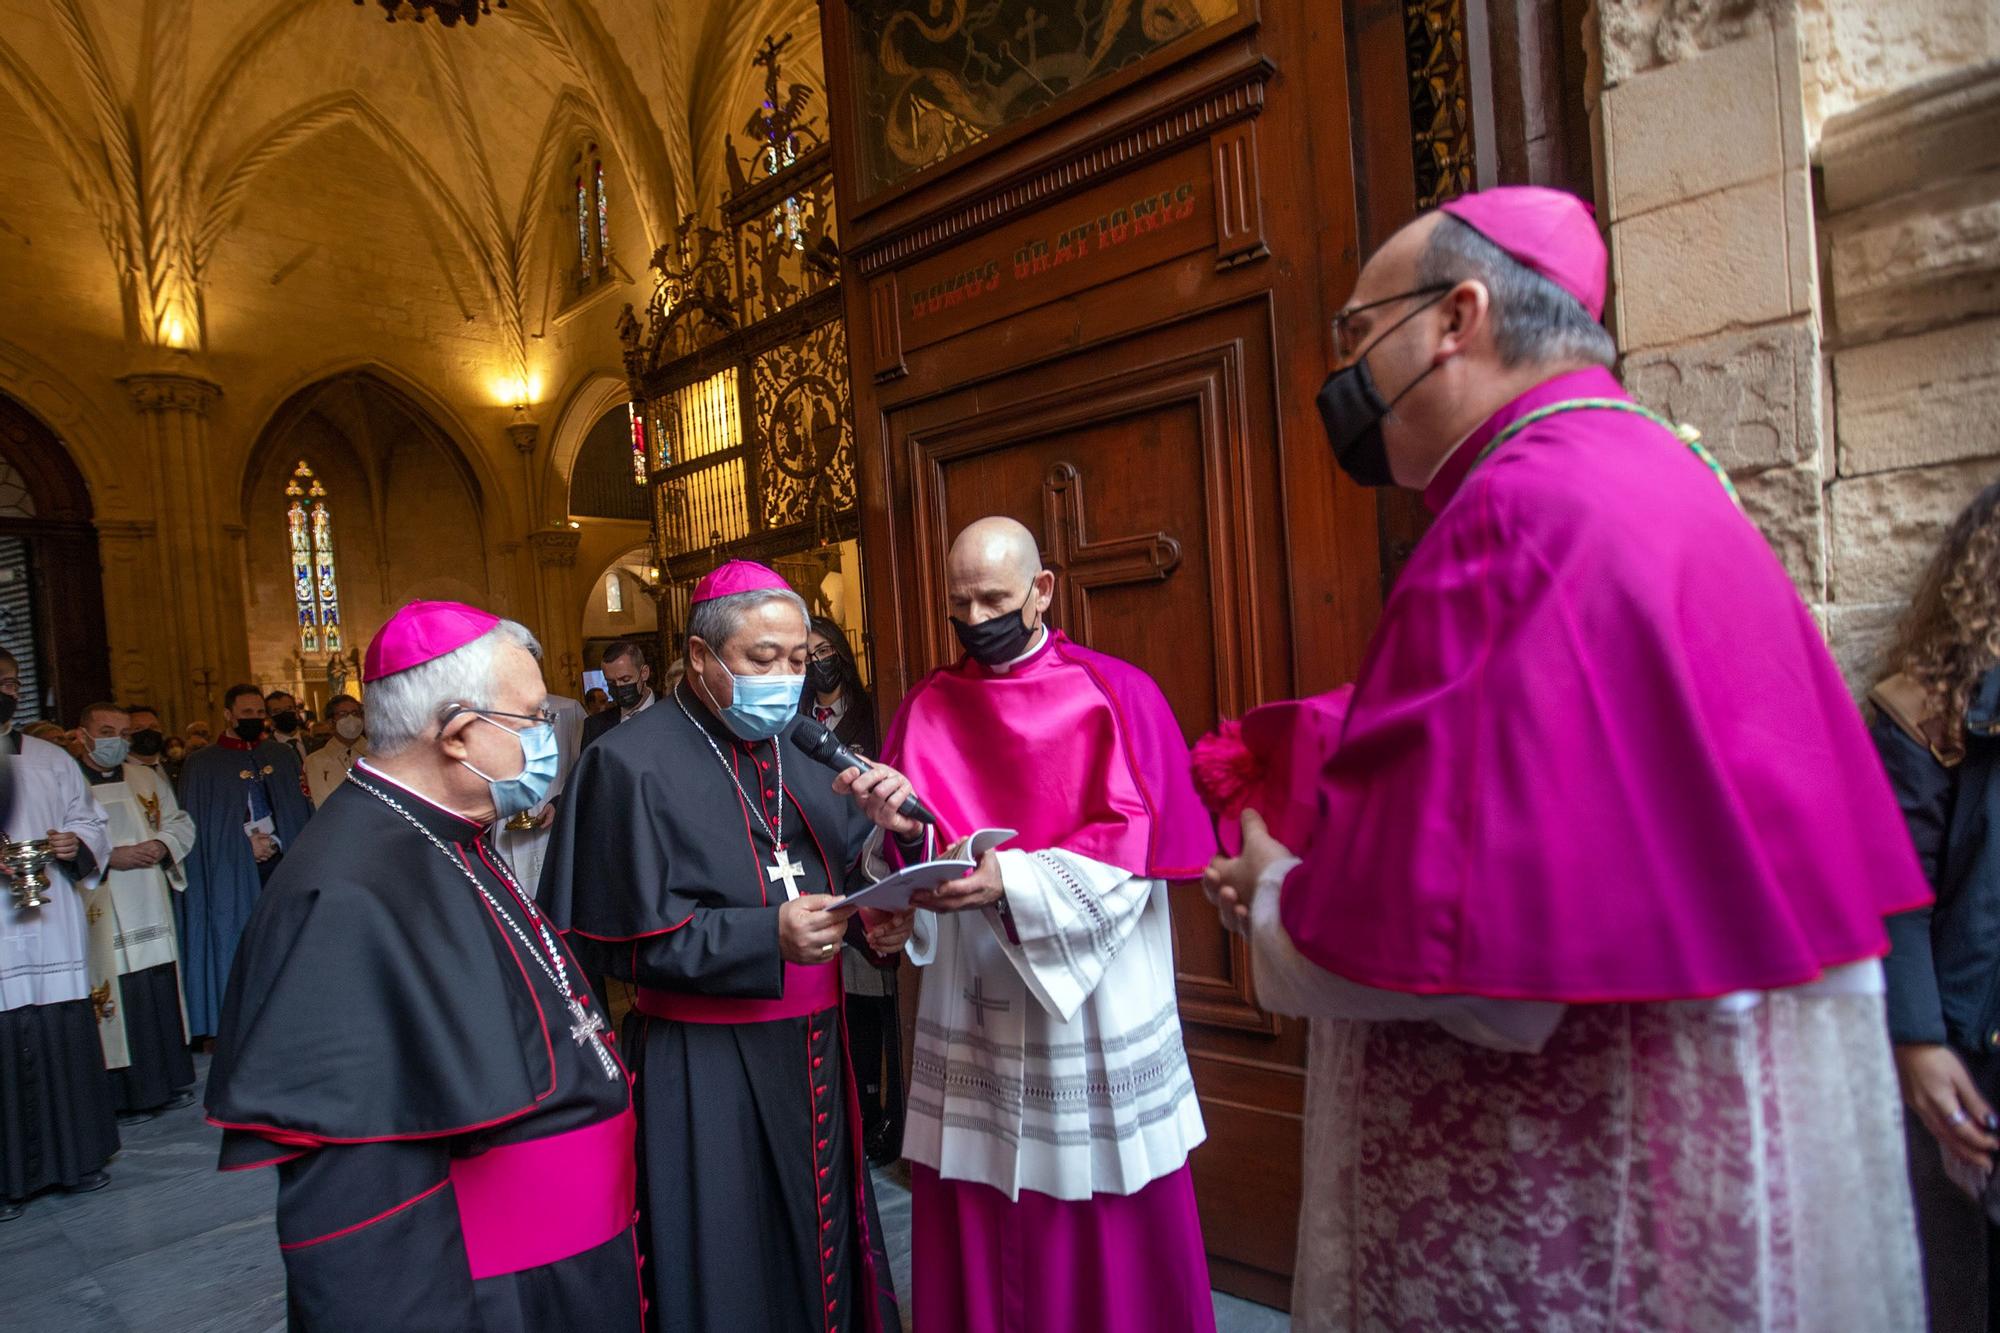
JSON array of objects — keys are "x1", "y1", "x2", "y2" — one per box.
[
  {"x1": 304, "y1": 694, "x2": 369, "y2": 807},
  {"x1": 858, "y1": 517, "x2": 1218, "y2": 1333},
  {"x1": 76, "y1": 702, "x2": 199, "y2": 1120},
  {"x1": 0, "y1": 650, "x2": 116, "y2": 1219}
]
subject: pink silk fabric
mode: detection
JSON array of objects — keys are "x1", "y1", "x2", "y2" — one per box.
[
  {"x1": 882, "y1": 631, "x2": 1216, "y2": 881},
  {"x1": 449, "y1": 1107, "x2": 637, "y2": 1281},
  {"x1": 1281, "y1": 367, "x2": 1931, "y2": 1002},
  {"x1": 910, "y1": 1162, "x2": 1215, "y2": 1333},
  {"x1": 632, "y1": 959, "x2": 839, "y2": 1024}
]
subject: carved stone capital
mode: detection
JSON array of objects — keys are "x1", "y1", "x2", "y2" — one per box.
[
  {"x1": 507, "y1": 421, "x2": 540, "y2": 456},
  {"x1": 117, "y1": 372, "x2": 222, "y2": 416},
  {"x1": 528, "y1": 528, "x2": 581, "y2": 568}
]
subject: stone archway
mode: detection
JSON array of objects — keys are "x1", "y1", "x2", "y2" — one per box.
[
  {"x1": 0, "y1": 393, "x2": 111, "y2": 725},
  {"x1": 240, "y1": 371, "x2": 490, "y2": 713}
]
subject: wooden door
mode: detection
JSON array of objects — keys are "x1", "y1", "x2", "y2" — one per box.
[{"x1": 820, "y1": 0, "x2": 1429, "y2": 1303}]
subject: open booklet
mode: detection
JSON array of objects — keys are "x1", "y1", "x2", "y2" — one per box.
[{"x1": 839, "y1": 828, "x2": 1017, "y2": 913}]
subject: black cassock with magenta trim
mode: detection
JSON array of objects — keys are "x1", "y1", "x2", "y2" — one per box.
[
  {"x1": 206, "y1": 764, "x2": 643, "y2": 1333},
  {"x1": 541, "y1": 681, "x2": 900, "y2": 1333}
]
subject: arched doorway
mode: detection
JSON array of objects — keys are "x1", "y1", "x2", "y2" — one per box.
[{"x1": 0, "y1": 392, "x2": 110, "y2": 725}]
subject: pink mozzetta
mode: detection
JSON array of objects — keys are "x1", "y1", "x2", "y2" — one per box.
[
  {"x1": 882, "y1": 630, "x2": 1215, "y2": 881},
  {"x1": 363, "y1": 600, "x2": 500, "y2": 683},
  {"x1": 1439, "y1": 186, "x2": 1606, "y2": 320},
  {"x1": 1278, "y1": 367, "x2": 1931, "y2": 1002},
  {"x1": 691, "y1": 559, "x2": 792, "y2": 603}
]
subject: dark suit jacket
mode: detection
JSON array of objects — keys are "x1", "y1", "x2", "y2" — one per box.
[
  {"x1": 580, "y1": 708, "x2": 622, "y2": 750},
  {"x1": 1875, "y1": 666, "x2": 2000, "y2": 1054}
]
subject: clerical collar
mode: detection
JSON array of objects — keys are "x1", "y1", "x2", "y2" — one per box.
[
  {"x1": 79, "y1": 760, "x2": 125, "y2": 786},
  {"x1": 1422, "y1": 366, "x2": 1625, "y2": 513},
  {"x1": 987, "y1": 624, "x2": 1053, "y2": 676},
  {"x1": 352, "y1": 758, "x2": 486, "y2": 836}
]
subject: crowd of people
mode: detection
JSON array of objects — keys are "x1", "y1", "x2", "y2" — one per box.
[{"x1": 1, "y1": 184, "x2": 1997, "y2": 1332}]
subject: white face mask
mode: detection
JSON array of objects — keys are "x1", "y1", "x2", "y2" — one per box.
[{"x1": 334, "y1": 716, "x2": 365, "y2": 742}]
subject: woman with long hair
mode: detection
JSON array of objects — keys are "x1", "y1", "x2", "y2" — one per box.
[
  {"x1": 1874, "y1": 478, "x2": 2000, "y2": 1333},
  {"x1": 802, "y1": 616, "x2": 877, "y2": 753}
]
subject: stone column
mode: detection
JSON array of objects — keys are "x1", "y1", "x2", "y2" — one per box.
[
  {"x1": 92, "y1": 518, "x2": 164, "y2": 713},
  {"x1": 528, "y1": 527, "x2": 583, "y2": 695},
  {"x1": 1594, "y1": 0, "x2": 1827, "y2": 613},
  {"x1": 117, "y1": 372, "x2": 239, "y2": 726}
]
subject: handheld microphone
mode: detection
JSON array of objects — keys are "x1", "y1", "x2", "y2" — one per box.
[{"x1": 789, "y1": 716, "x2": 938, "y2": 826}]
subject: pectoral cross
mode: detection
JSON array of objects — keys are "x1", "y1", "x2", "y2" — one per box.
[
  {"x1": 567, "y1": 996, "x2": 618, "y2": 1080},
  {"x1": 963, "y1": 975, "x2": 1010, "y2": 1029},
  {"x1": 767, "y1": 845, "x2": 807, "y2": 900}
]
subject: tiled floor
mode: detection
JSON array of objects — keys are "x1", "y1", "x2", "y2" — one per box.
[{"x1": 0, "y1": 1058, "x2": 1288, "y2": 1332}]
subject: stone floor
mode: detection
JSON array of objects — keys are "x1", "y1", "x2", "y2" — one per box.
[{"x1": 0, "y1": 1058, "x2": 1289, "y2": 1332}]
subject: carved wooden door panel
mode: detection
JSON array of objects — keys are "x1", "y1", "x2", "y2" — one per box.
[{"x1": 880, "y1": 298, "x2": 1305, "y2": 1302}]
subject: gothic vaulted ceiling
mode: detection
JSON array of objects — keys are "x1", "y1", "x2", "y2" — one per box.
[{"x1": 0, "y1": 0, "x2": 824, "y2": 376}]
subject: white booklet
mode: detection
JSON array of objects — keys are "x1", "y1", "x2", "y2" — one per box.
[{"x1": 840, "y1": 829, "x2": 1017, "y2": 913}]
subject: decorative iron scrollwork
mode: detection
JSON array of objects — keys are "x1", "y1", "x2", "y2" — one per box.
[
  {"x1": 753, "y1": 320, "x2": 855, "y2": 531},
  {"x1": 1404, "y1": 0, "x2": 1476, "y2": 208}
]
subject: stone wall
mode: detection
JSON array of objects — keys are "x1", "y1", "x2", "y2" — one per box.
[{"x1": 1591, "y1": 0, "x2": 2000, "y2": 691}]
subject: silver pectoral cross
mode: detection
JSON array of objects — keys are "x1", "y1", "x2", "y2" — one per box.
[
  {"x1": 767, "y1": 845, "x2": 807, "y2": 900},
  {"x1": 567, "y1": 996, "x2": 618, "y2": 1080}
]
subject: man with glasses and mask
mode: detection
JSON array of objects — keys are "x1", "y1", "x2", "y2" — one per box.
[
  {"x1": 206, "y1": 601, "x2": 641, "y2": 1329},
  {"x1": 1201, "y1": 186, "x2": 1930, "y2": 1328},
  {"x1": 545, "y1": 561, "x2": 913, "y2": 1333},
  {"x1": 75, "y1": 702, "x2": 198, "y2": 1124},
  {"x1": 860, "y1": 516, "x2": 1218, "y2": 1333},
  {"x1": 176, "y1": 684, "x2": 313, "y2": 1043},
  {"x1": 580, "y1": 639, "x2": 652, "y2": 751}
]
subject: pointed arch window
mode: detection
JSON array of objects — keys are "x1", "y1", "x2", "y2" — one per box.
[
  {"x1": 285, "y1": 461, "x2": 342, "y2": 656},
  {"x1": 573, "y1": 142, "x2": 613, "y2": 293}
]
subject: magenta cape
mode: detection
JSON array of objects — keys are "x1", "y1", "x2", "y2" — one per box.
[
  {"x1": 1280, "y1": 367, "x2": 1931, "y2": 1002},
  {"x1": 881, "y1": 630, "x2": 1216, "y2": 880}
]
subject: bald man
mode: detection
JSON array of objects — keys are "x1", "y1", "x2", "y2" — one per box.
[{"x1": 858, "y1": 516, "x2": 1218, "y2": 1333}]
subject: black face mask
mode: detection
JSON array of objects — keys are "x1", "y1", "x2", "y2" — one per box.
[
  {"x1": 128, "y1": 728, "x2": 165, "y2": 757},
  {"x1": 234, "y1": 717, "x2": 268, "y2": 744},
  {"x1": 609, "y1": 681, "x2": 643, "y2": 710},
  {"x1": 1317, "y1": 292, "x2": 1449, "y2": 488},
  {"x1": 0, "y1": 695, "x2": 15, "y2": 727},
  {"x1": 806, "y1": 658, "x2": 844, "y2": 695},
  {"x1": 953, "y1": 601, "x2": 1041, "y2": 668},
  {"x1": 271, "y1": 710, "x2": 300, "y2": 735}
]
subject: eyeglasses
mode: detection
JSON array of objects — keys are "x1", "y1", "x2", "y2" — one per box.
[
  {"x1": 808, "y1": 647, "x2": 841, "y2": 664},
  {"x1": 1330, "y1": 284, "x2": 1452, "y2": 364},
  {"x1": 440, "y1": 704, "x2": 557, "y2": 731}
]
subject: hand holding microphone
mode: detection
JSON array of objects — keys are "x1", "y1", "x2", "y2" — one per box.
[{"x1": 791, "y1": 716, "x2": 936, "y2": 837}]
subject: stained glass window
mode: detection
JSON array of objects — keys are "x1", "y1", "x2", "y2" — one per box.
[
  {"x1": 285, "y1": 461, "x2": 342, "y2": 656},
  {"x1": 627, "y1": 400, "x2": 647, "y2": 485},
  {"x1": 575, "y1": 167, "x2": 591, "y2": 270},
  {"x1": 595, "y1": 159, "x2": 610, "y2": 263}
]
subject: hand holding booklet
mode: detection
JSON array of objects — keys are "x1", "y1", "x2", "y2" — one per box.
[{"x1": 839, "y1": 829, "x2": 1017, "y2": 913}]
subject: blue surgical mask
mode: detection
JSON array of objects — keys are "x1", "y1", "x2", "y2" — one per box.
[
  {"x1": 460, "y1": 716, "x2": 561, "y2": 819},
  {"x1": 702, "y1": 669, "x2": 804, "y2": 741},
  {"x1": 90, "y1": 736, "x2": 130, "y2": 770}
]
